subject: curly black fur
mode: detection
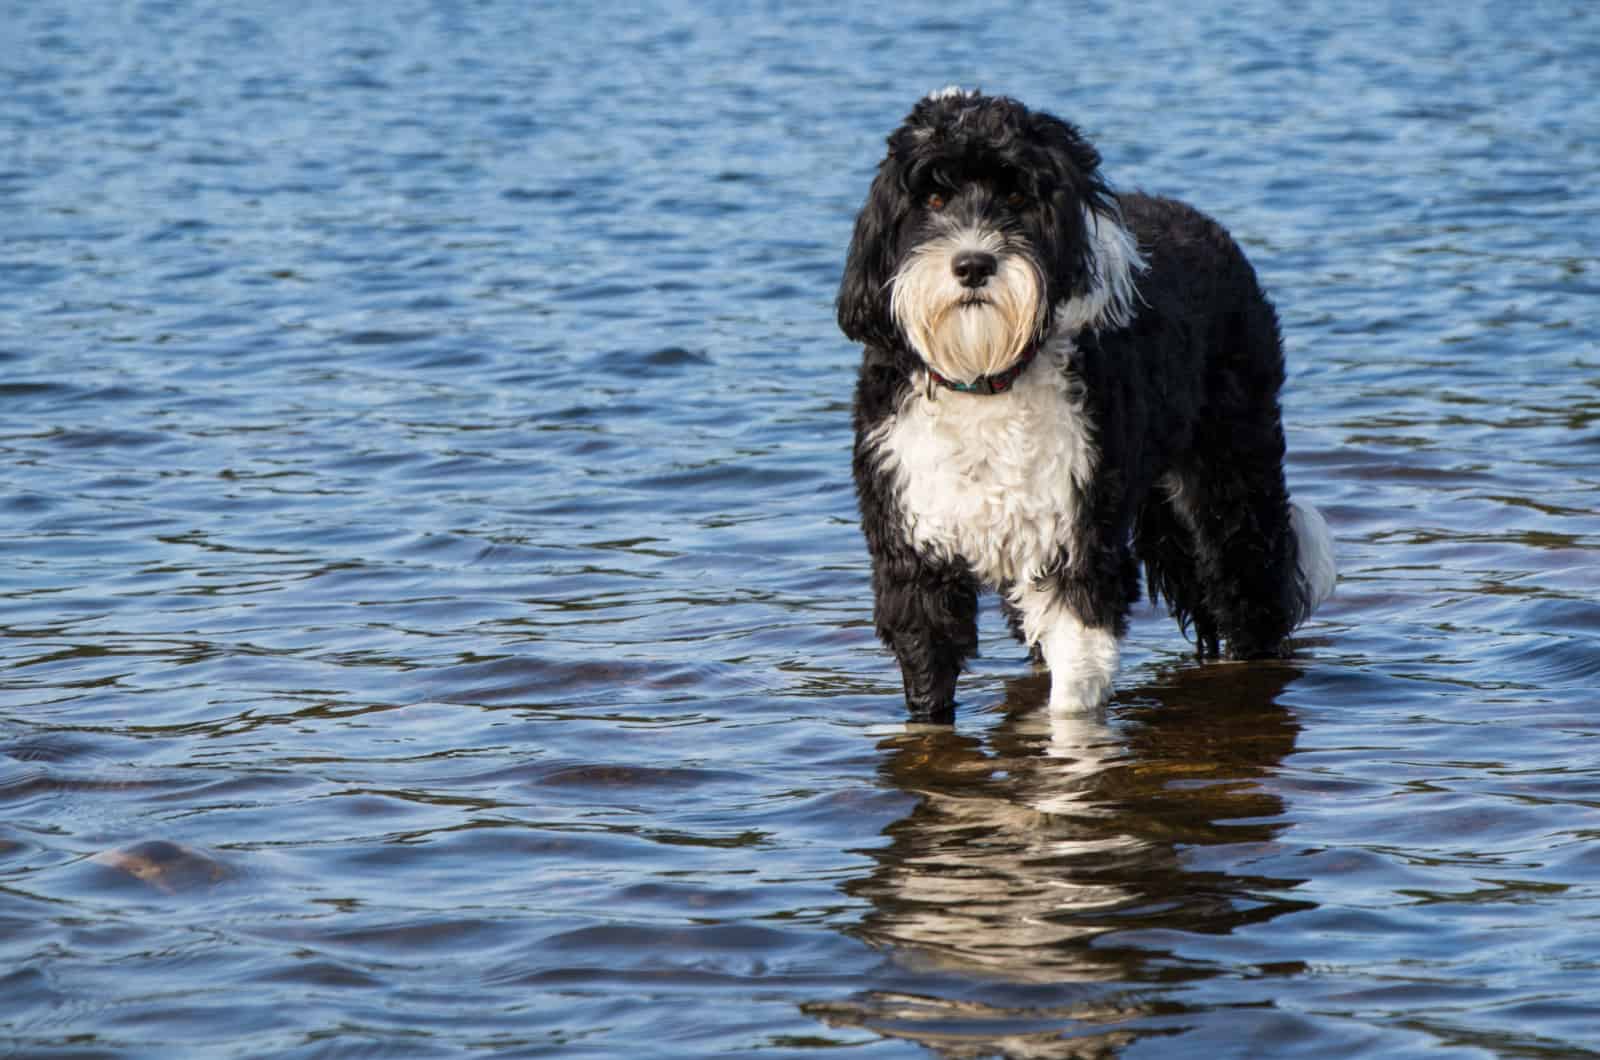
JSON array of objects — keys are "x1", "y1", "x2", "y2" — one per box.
[{"x1": 839, "y1": 90, "x2": 1324, "y2": 721}]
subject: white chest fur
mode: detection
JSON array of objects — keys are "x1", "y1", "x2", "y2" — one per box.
[{"x1": 869, "y1": 349, "x2": 1097, "y2": 587}]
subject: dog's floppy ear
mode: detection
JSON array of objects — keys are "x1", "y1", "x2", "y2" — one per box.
[
  {"x1": 1029, "y1": 114, "x2": 1117, "y2": 302},
  {"x1": 837, "y1": 151, "x2": 907, "y2": 347}
]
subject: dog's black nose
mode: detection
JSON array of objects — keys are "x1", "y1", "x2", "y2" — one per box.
[{"x1": 951, "y1": 250, "x2": 998, "y2": 288}]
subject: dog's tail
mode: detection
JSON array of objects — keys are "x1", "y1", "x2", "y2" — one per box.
[{"x1": 1288, "y1": 499, "x2": 1337, "y2": 628}]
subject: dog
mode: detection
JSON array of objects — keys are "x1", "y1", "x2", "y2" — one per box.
[{"x1": 838, "y1": 88, "x2": 1336, "y2": 722}]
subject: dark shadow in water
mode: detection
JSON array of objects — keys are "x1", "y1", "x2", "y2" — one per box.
[{"x1": 809, "y1": 662, "x2": 1315, "y2": 1056}]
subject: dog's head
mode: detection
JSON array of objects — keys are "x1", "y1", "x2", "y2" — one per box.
[{"x1": 837, "y1": 88, "x2": 1142, "y2": 384}]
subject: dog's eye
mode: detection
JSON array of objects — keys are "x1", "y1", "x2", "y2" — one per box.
[
  {"x1": 925, "y1": 192, "x2": 947, "y2": 211},
  {"x1": 1005, "y1": 191, "x2": 1028, "y2": 209}
]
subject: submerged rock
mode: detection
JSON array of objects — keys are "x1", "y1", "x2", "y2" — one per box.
[{"x1": 90, "y1": 840, "x2": 232, "y2": 894}]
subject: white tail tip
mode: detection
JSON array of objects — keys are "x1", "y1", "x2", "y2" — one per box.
[{"x1": 1289, "y1": 500, "x2": 1337, "y2": 627}]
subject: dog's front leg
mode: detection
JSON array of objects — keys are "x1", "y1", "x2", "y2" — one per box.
[
  {"x1": 872, "y1": 558, "x2": 979, "y2": 723},
  {"x1": 1009, "y1": 581, "x2": 1121, "y2": 712},
  {"x1": 1039, "y1": 606, "x2": 1121, "y2": 713},
  {"x1": 1012, "y1": 530, "x2": 1137, "y2": 712}
]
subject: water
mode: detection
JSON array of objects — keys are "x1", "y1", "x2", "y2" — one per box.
[{"x1": 3, "y1": 1, "x2": 1598, "y2": 1055}]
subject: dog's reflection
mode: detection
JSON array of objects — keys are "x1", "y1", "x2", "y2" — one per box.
[{"x1": 818, "y1": 662, "x2": 1314, "y2": 1054}]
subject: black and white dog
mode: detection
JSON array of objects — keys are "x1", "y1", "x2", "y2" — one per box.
[{"x1": 839, "y1": 88, "x2": 1336, "y2": 722}]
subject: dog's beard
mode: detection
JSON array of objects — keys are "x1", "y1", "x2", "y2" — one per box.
[{"x1": 890, "y1": 232, "x2": 1046, "y2": 385}]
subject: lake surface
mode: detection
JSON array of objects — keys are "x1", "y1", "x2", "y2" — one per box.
[{"x1": 3, "y1": 1, "x2": 1599, "y2": 1056}]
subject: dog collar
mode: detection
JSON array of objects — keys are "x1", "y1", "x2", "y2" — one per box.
[{"x1": 924, "y1": 344, "x2": 1040, "y2": 397}]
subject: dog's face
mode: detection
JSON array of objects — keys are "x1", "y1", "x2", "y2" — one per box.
[
  {"x1": 838, "y1": 89, "x2": 1140, "y2": 382},
  {"x1": 886, "y1": 162, "x2": 1051, "y2": 385}
]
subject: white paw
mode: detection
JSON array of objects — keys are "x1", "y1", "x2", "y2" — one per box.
[
  {"x1": 1048, "y1": 672, "x2": 1113, "y2": 713},
  {"x1": 1008, "y1": 582, "x2": 1122, "y2": 713}
]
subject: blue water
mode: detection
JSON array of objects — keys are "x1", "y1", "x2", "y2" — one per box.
[{"x1": 3, "y1": 1, "x2": 1599, "y2": 1056}]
